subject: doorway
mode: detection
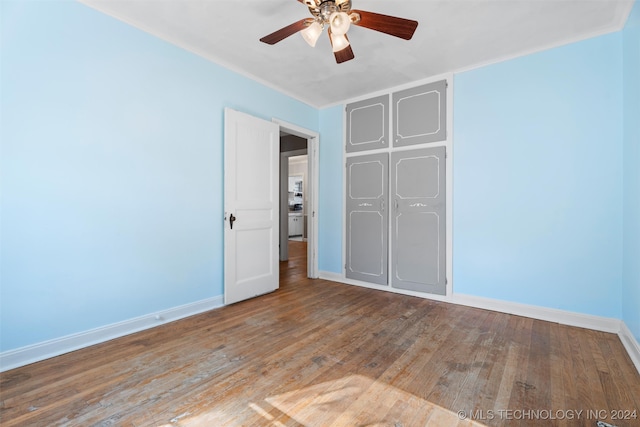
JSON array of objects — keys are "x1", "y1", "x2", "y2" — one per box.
[
  {"x1": 275, "y1": 119, "x2": 319, "y2": 279},
  {"x1": 287, "y1": 155, "x2": 307, "y2": 243}
]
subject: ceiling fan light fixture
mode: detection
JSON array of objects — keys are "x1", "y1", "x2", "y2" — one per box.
[
  {"x1": 329, "y1": 11, "x2": 351, "y2": 35},
  {"x1": 330, "y1": 32, "x2": 350, "y2": 52},
  {"x1": 301, "y1": 20, "x2": 323, "y2": 47},
  {"x1": 259, "y1": 0, "x2": 418, "y2": 64}
]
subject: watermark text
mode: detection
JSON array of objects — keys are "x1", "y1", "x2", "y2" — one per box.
[{"x1": 456, "y1": 408, "x2": 638, "y2": 422}]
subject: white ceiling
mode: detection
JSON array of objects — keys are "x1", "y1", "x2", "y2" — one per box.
[{"x1": 79, "y1": 0, "x2": 633, "y2": 108}]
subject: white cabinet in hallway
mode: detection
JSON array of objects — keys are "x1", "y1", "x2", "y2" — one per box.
[{"x1": 288, "y1": 213, "x2": 303, "y2": 237}]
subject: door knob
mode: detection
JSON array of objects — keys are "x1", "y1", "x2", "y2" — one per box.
[{"x1": 229, "y1": 213, "x2": 236, "y2": 229}]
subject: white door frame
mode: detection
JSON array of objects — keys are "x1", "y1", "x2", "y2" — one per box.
[{"x1": 273, "y1": 118, "x2": 319, "y2": 279}]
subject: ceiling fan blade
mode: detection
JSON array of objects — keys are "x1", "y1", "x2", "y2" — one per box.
[
  {"x1": 260, "y1": 19, "x2": 310, "y2": 45},
  {"x1": 334, "y1": 43, "x2": 355, "y2": 64},
  {"x1": 334, "y1": 45, "x2": 355, "y2": 63},
  {"x1": 328, "y1": 30, "x2": 355, "y2": 64},
  {"x1": 350, "y1": 10, "x2": 418, "y2": 40}
]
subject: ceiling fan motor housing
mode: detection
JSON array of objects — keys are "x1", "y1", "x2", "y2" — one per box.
[{"x1": 308, "y1": 0, "x2": 353, "y2": 24}]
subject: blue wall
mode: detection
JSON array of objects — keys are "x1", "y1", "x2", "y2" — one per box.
[
  {"x1": 318, "y1": 106, "x2": 344, "y2": 273},
  {"x1": 622, "y1": 1, "x2": 640, "y2": 342},
  {"x1": 0, "y1": 1, "x2": 317, "y2": 351},
  {"x1": 453, "y1": 33, "x2": 624, "y2": 318}
]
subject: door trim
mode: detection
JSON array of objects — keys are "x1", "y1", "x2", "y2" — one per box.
[{"x1": 273, "y1": 119, "x2": 319, "y2": 279}]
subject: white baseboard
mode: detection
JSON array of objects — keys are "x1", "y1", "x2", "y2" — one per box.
[
  {"x1": 451, "y1": 293, "x2": 622, "y2": 333},
  {"x1": 318, "y1": 271, "x2": 344, "y2": 282},
  {"x1": 318, "y1": 271, "x2": 453, "y2": 302},
  {"x1": 0, "y1": 296, "x2": 224, "y2": 372},
  {"x1": 618, "y1": 321, "x2": 640, "y2": 374},
  {"x1": 318, "y1": 270, "x2": 640, "y2": 375}
]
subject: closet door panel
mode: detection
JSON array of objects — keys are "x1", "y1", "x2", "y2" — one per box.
[
  {"x1": 395, "y1": 212, "x2": 440, "y2": 285},
  {"x1": 349, "y1": 212, "x2": 385, "y2": 278},
  {"x1": 392, "y1": 80, "x2": 446, "y2": 147},
  {"x1": 346, "y1": 95, "x2": 389, "y2": 153},
  {"x1": 346, "y1": 153, "x2": 388, "y2": 285},
  {"x1": 391, "y1": 147, "x2": 446, "y2": 294}
]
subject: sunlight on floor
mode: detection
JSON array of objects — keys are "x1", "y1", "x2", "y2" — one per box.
[
  {"x1": 154, "y1": 375, "x2": 487, "y2": 426},
  {"x1": 258, "y1": 374, "x2": 486, "y2": 426}
]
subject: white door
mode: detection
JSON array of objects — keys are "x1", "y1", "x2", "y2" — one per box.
[{"x1": 224, "y1": 108, "x2": 279, "y2": 304}]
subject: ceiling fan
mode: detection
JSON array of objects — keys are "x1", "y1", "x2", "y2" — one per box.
[{"x1": 259, "y1": 0, "x2": 419, "y2": 64}]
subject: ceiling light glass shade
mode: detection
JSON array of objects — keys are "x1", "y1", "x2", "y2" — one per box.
[
  {"x1": 301, "y1": 21, "x2": 323, "y2": 47},
  {"x1": 330, "y1": 32, "x2": 350, "y2": 52},
  {"x1": 329, "y1": 11, "x2": 350, "y2": 35}
]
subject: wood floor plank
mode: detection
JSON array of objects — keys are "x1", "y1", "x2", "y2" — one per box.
[
  {"x1": 464, "y1": 311, "x2": 511, "y2": 414},
  {"x1": 1, "y1": 241, "x2": 639, "y2": 426},
  {"x1": 549, "y1": 323, "x2": 572, "y2": 427}
]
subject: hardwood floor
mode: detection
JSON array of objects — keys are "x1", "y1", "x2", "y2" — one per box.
[{"x1": 1, "y1": 240, "x2": 639, "y2": 426}]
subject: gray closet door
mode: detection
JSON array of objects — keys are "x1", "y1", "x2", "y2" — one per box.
[
  {"x1": 391, "y1": 146, "x2": 445, "y2": 295},
  {"x1": 346, "y1": 153, "x2": 388, "y2": 285},
  {"x1": 346, "y1": 95, "x2": 389, "y2": 153},
  {"x1": 392, "y1": 80, "x2": 446, "y2": 147}
]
